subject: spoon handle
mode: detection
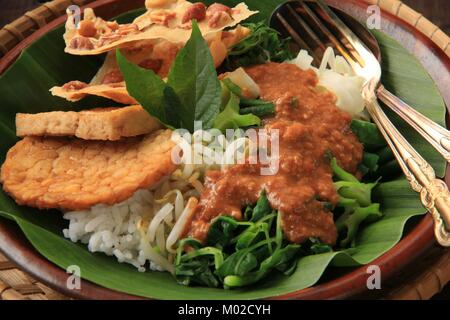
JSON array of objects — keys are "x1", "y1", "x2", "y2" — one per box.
[
  {"x1": 364, "y1": 92, "x2": 450, "y2": 247},
  {"x1": 377, "y1": 85, "x2": 450, "y2": 163}
]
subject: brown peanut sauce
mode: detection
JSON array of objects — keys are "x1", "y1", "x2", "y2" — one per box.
[{"x1": 185, "y1": 63, "x2": 363, "y2": 245}]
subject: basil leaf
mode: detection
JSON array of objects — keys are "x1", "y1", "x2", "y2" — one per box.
[
  {"x1": 168, "y1": 21, "x2": 221, "y2": 131},
  {"x1": 116, "y1": 49, "x2": 172, "y2": 127},
  {"x1": 162, "y1": 86, "x2": 185, "y2": 128},
  {"x1": 118, "y1": 21, "x2": 222, "y2": 132},
  {"x1": 118, "y1": 20, "x2": 266, "y2": 133}
]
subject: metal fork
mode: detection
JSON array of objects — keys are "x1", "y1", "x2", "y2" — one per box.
[
  {"x1": 272, "y1": 0, "x2": 450, "y2": 164},
  {"x1": 271, "y1": 0, "x2": 450, "y2": 246}
]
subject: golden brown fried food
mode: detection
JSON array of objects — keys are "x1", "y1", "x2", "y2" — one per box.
[
  {"x1": 16, "y1": 105, "x2": 162, "y2": 141},
  {"x1": 0, "y1": 129, "x2": 176, "y2": 211}
]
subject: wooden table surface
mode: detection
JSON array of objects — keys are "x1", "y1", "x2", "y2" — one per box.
[{"x1": 0, "y1": 0, "x2": 448, "y2": 300}]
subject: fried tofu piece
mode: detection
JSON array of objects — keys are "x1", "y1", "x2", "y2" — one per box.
[
  {"x1": 0, "y1": 129, "x2": 176, "y2": 211},
  {"x1": 16, "y1": 105, "x2": 162, "y2": 141}
]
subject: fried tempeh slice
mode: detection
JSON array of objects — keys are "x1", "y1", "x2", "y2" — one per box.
[
  {"x1": 16, "y1": 105, "x2": 162, "y2": 141},
  {"x1": 0, "y1": 129, "x2": 176, "y2": 211}
]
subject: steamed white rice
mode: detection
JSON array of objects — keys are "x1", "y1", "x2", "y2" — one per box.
[{"x1": 63, "y1": 175, "x2": 197, "y2": 273}]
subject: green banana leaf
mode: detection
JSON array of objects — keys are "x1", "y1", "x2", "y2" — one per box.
[{"x1": 0, "y1": 0, "x2": 446, "y2": 299}]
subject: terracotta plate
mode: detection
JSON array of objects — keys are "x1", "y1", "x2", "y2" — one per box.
[{"x1": 0, "y1": 0, "x2": 448, "y2": 300}]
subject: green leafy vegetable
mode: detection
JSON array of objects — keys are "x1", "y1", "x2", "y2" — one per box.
[
  {"x1": 240, "y1": 103, "x2": 275, "y2": 117},
  {"x1": 235, "y1": 213, "x2": 276, "y2": 250},
  {"x1": 216, "y1": 78, "x2": 275, "y2": 129},
  {"x1": 213, "y1": 89, "x2": 261, "y2": 130},
  {"x1": 239, "y1": 98, "x2": 272, "y2": 107},
  {"x1": 331, "y1": 158, "x2": 383, "y2": 247},
  {"x1": 308, "y1": 238, "x2": 333, "y2": 254},
  {"x1": 331, "y1": 158, "x2": 359, "y2": 183},
  {"x1": 376, "y1": 158, "x2": 401, "y2": 179},
  {"x1": 336, "y1": 204, "x2": 382, "y2": 247},
  {"x1": 223, "y1": 244, "x2": 300, "y2": 288},
  {"x1": 350, "y1": 119, "x2": 386, "y2": 151},
  {"x1": 377, "y1": 146, "x2": 395, "y2": 165},
  {"x1": 225, "y1": 22, "x2": 293, "y2": 69},
  {"x1": 118, "y1": 21, "x2": 221, "y2": 132},
  {"x1": 359, "y1": 152, "x2": 380, "y2": 176},
  {"x1": 175, "y1": 238, "x2": 223, "y2": 287},
  {"x1": 251, "y1": 190, "x2": 271, "y2": 222},
  {"x1": 217, "y1": 239, "x2": 271, "y2": 278},
  {"x1": 335, "y1": 180, "x2": 378, "y2": 208},
  {"x1": 222, "y1": 78, "x2": 243, "y2": 97},
  {"x1": 206, "y1": 216, "x2": 249, "y2": 249},
  {"x1": 175, "y1": 192, "x2": 301, "y2": 289}
]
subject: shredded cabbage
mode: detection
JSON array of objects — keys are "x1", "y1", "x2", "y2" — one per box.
[{"x1": 289, "y1": 48, "x2": 366, "y2": 117}]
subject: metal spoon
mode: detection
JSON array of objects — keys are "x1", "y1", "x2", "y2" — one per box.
[{"x1": 269, "y1": 0, "x2": 450, "y2": 246}]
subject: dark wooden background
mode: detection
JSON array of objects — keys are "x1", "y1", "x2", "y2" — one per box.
[
  {"x1": 0, "y1": 0, "x2": 448, "y2": 300},
  {"x1": 402, "y1": 0, "x2": 450, "y2": 35}
]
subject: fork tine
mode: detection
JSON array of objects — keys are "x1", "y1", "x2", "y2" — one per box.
[
  {"x1": 297, "y1": 0, "x2": 363, "y2": 67},
  {"x1": 313, "y1": 0, "x2": 374, "y2": 66},
  {"x1": 285, "y1": 4, "x2": 327, "y2": 55},
  {"x1": 275, "y1": 12, "x2": 322, "y2": 65}
]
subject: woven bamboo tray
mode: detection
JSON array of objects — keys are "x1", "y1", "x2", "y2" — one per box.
[{"x1": 0, "y1": 0, "x2": 449, "y2": 300}]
